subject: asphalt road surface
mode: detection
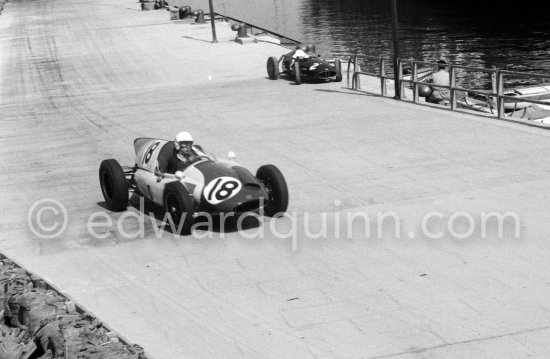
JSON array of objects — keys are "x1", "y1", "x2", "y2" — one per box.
[{"x1": 1, "y1": 0, "x2": 550, "y2": 358}]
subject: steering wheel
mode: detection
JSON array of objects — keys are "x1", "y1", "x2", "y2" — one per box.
[{"x1": 189, "y1": 155, "x2": 210, "y2": 165}]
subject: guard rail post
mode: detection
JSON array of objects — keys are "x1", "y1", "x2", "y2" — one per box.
[
  {"x1": 491, "y1": 66, "x2": 498, "y2": 111},
  {"x1": 497, "y1": 71, "x2": 504, "y2": 118},
  {"x1": 491, "y1": 68, "x2": 497, "y2": 93},
  {"x1": 397, "y1": 60, "x2": 404, "y2": 99},
  {"x1": 354, "y1": 55, "x2": 361, "y2": 90},
  {"x1": 350, "y1": 55, "x2": 356, "y2": 89},
  {"x1": 346, "y1": 56, "x2": 355, "y2": 88},
  {"x1": 450, "y1": 65, "x2": 456, "y2": 110},
  {"x1": 412, "y1": 61, "x2": 418, "y2": 103},
  {"x1": 381, "y1": 58, "x2": 387, "y2": 96}
]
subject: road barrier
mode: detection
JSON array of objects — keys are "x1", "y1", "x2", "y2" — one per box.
[{"x1": 348, "y1": 55, "x2": 550, "y2": 120}]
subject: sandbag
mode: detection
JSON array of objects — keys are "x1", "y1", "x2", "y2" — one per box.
[{"x1": 0, "y1": 325, "x2": 35, "y2": 359}]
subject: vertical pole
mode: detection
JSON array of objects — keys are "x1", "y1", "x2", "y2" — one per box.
[
  {"x1": 497, "y1": 71, "x2": 504, "y2": 118},
  {"x1": 450, "y1": 66, "x2": 456, "y2": 110},
  {"x1": 491, "y1": 68, "x2": 497, "y2": 93},
  {"x1": 398, "y1": 60, "x2": 404, "y2": 98},
  {"x1": 494, "y1": 66, "x2": 502, "y2": 112},
  {"x1": 412, "y1": 61, "x2": 418, "y2": 103},
  {"x1": 356, "y1": 58, "x2": 361, "y2": 89},
  {"x1": 208, "y1": 0, "x2": 218, "y2": 43},
  {"x1": 390, "y1": 0, "x2": 400, "y2": 99},
  {"x1": 380, "y1": 58, "x2": 387, "y2": 96},
  {"x1": 351, "y1": 55, "x2": 357, "y2": 89}
]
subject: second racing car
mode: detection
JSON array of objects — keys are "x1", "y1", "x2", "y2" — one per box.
[{"x1": 266, "y1": 45, "x2": 343, "y2": 85}]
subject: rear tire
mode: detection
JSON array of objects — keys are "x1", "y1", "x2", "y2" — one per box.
[
  {"x1": 99, "y1": 159, "x2": 128, "y2": 211},
  {"x1": 334, "y1": 59, "x2": 342, "y2": 82},
  {"x1": 163, "y1": 182, "x2": 194, "y2": 235},
  {"x1": 293, "y1": 61, "x2": 302, "y2": 85},
  {"x1": 256, "y1": 165, "x2": 289, "y2": 217},
  {"x1": 267, "y1": 56, "x2": 279, "y2": 80}
]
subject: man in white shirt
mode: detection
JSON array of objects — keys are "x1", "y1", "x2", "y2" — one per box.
[{"x1": 428, "y1": 60, "x2": 450, "y2": 104}]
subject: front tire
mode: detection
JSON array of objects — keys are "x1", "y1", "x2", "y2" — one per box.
[
  {"x1": 334, "y1": 59, "x2": 342, "y2": 82},
  {"x1": 163, "y1": 182, "x2": 194, "y2": 235},
  {"x1": 267, "y1": 56, "x2": 279, "y2": 80},
  {"x1": 256, "y1": 165, "x2": 289, "y2": 217},
  {"x1": 293, "y1": 61, "x2": 302, "y2": 85},
  {"x1": 99, "y1": 159, "x2": 129, "y2": 211}
]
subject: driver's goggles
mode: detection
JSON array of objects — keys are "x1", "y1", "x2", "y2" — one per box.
[{"x1": 178, "y1": 141, "x2": 193, "y2": 148}]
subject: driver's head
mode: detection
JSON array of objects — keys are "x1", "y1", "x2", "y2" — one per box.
[
  {"x1": 174, "y1": 131, "x2": 193, "y2": 157},
  {"x1": 437, "y1": 60, "x2": 447, "y2": 70},
  {"x1": 305, "y1": 43, "x2": 316, "y2": 54}
]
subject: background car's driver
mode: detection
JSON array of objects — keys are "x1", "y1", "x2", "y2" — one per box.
[{"x1": 287, "y1": 43, "x2": 317, "y2": 68}]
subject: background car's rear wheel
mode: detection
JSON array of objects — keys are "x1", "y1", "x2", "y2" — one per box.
[
  {"x1": 293, "y1": 61, "x2": 302, "y2": 85},
  {"x1": 163, "y1": 182, "x2": 194, "y2": 235},
  {"x1": 256, "y1": 165, "x2": 289, "y2": 217},
  {"x1": 99, "y1": 159, "x2": 129, "y2": 211},
  {"x1": 334, "y1": 59, "x2": 343, "y2": 82},
  {"x1": 267, "y1": 56, "x2": 279, "y2": 80}
]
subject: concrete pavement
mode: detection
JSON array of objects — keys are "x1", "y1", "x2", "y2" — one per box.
[{"x1": 1, "y1": 0, "x2": 550, "y2": 358}]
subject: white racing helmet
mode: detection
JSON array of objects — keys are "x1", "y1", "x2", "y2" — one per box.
[
  {"x1": 174, "y1": 131, "x2": 194, "y2": 154},
  {"x1": 305, "y1": 43, "x2": 316, "y2": 54}
]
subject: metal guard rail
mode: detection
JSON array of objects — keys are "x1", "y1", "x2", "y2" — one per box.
[
  {"x1": 347, "y1": 54, "x2": 390, "y2": 96},
  {"x1": 399, "y1": 60, "x2": 500, "y2": 114},
  {"x1": 348, "y1": 56, "x2": 550, "y2": 119}
]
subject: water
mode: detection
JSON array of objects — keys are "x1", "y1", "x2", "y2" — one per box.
[{"x1": 187, "y1": 0, "x2": 550, "y2": 88}]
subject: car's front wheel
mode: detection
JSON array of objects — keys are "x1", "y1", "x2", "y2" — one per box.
[
  {"x1": 256, "y1": 165, "x2": 289, "y2": 217},
  {"x1": 334, "y1": 59, "x2": 342, "y2": 82},
  {"x1": 163, "y1": 182, "x2": 194, "y2": 235},
  {"x1": 99, "y1": 159, "x2": 129, "y2": 211},
  {"x1": 293, "y1": 61, "x2": 302, "y2": 85},
  {"x1": 267, "y1": 56, "x2": 279, "y2": 80}
]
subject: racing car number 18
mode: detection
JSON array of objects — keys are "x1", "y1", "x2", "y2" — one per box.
[
  {"x1": 204, "y1": 176, "x2": 242, "y2": 205},
  {"x1": 99, "y1": 137, "x2": 289, "y2": 235},
  {"x1": 143, "y1": 140, "x2": 161, "y2": 165}
]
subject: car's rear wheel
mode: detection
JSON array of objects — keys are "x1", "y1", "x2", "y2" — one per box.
[
  {"x1": 334, "y1": 59, "x2": 343, "y2": 82},
  {"x1": 293, "y1": 61, "x2": 302, "y2": 85},
  {"x1": 99, "y1": 159, "x2": 129, "y2": 211},
  {"x1": 256, "y1": 165, "x2": 288, "y2": 217},
  {"x1": 267, "y1": 56, "x2": 279, "y2": 80},
  {"x1": 163, "y1": 182, "x2": 194, "y2": 235}
]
